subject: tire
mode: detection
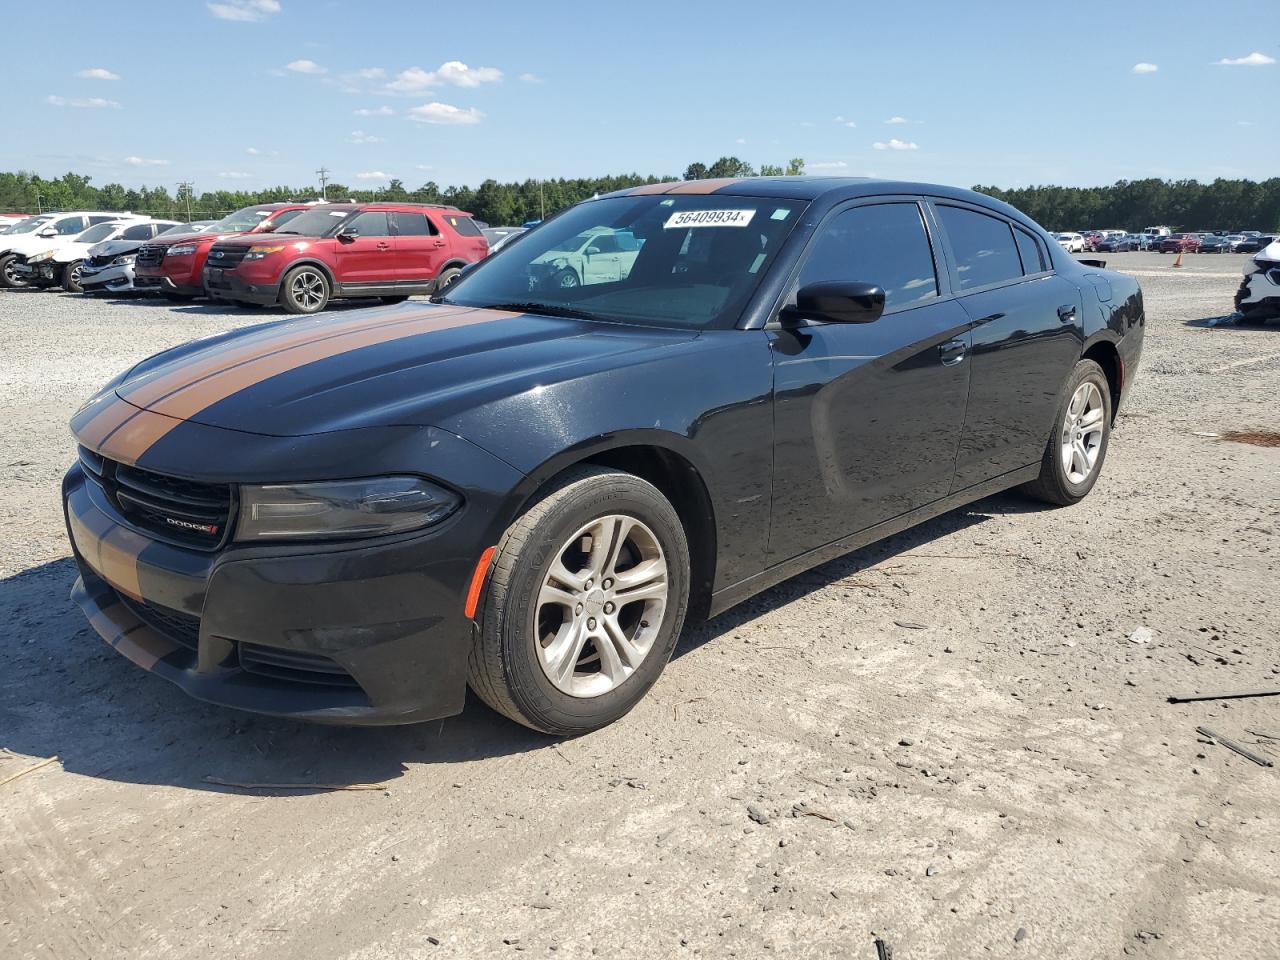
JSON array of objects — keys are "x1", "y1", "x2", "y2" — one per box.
[
  {"x1": 553, "y1": 268, "x2": 580, "y2": 289},
  {"x1": 279, "y1": 265, "x2": 330, "y2": 314},
  {"x1": 0, "y1": 254, "x2": 28, "y2": 288},
  {"x1": 1021, "y1": 359, "x2": 1112, "y2": 506},
  {"x1": 434, "y1": 267, "x2": 462, "y2": 292},
  {"x1": 468, "y1": 466, "x2": 691, "y2": 736},
  {"x1": 61, "y1": 260, "x2": 85, "y2": 293},
  {"x1": 379, "y1": 295, "x2": 409, "y2": 305}
]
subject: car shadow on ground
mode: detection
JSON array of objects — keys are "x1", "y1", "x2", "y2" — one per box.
[
  {"x1": 0, "y1": 491, "x2": 1042, "y2": 796},
  {"x1": 1185, "y1": 314, "x2": 1278, "y2": 330}
]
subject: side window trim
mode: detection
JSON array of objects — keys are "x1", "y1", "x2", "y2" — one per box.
[
  {"x1": 769, "y1": 196, "x2": 947, "y2": 325},
  {"x1": 926, "y1": 199, "x2": 1046, "y2": 297}
]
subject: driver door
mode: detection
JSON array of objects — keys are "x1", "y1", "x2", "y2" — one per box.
[
  {"x1": 581, "y1": 232, "x2": 624, "y2": 285},
  {"x1": 768, "y1": 200, "x2": 973, "y2": 561},
  {"x1": 333, "y1": 211, "x2": 395, "y2": 286}
]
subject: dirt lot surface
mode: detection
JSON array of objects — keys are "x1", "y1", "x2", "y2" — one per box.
[{"x1": 1, "y1": 252, "x2": 1278, "y2": 960}]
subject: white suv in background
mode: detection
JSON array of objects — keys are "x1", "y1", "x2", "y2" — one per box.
[
  {"x1": 0, "y1": 212, "x2": 134, "y2": 288},
  {"x1": 1054, "y1": 232, "x2": 1086, "y2": 253}
]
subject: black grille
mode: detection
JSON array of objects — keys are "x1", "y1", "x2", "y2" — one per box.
[
  {"x1": 239, "y1": 643, "x2": 360, "y2": 688},
  {"x1": 206, "y1": 244, "x2": 248, "y2": 269},
  {"x1": 122, "y1": 596, "x2": 201, "y2": 651},
  {"x1": 87, "y1": 253, "x2": 119, "y2": 269},
  {"x1": 79, "y1": 446, "x2": 233, "y2": 550},
  {"x1": 135, "y1": 244, "x2": 166, "y2": 268}
]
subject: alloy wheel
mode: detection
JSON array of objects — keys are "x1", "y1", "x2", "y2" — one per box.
[
  {"x1": 290, "y1": 270, "x2": 326, "y2": 310},
  {"x1": 534, "y1": 514, "x2": 669, "y2": 698},
  {"x1": 1060, "y1": 381, "x2": 1105, "y2": 484}
]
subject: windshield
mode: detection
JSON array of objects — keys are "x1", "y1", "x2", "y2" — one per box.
[
  {"x1": 211, "y1": 206, "x2": 283, "y2": 233},
  {"x1": 274, "y1": 207, "x2": 352, "y2": 236},
  {"x1": 160, "y1": 221, "x2": 209, "y2": 237},
  {"x1": 76, "y1": 223, "x2": 120, "y2": 243},
  {"x1": 440, "y1": 194, "x2": 807, "y2": 330},
  {"x1": 8, "y1": 217, "x2": 51, "y2": 235}
]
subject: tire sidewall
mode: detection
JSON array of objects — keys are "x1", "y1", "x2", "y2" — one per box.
[
  {"x1": 490, "y1": 475, "x2": 690, "y2": 734},
  {"x1": 1048, "y1": 360, "x2": 1112, "y2": 501},
  {"x1": 62, "y1": 260, "x2": 84, "y2": 293},
  {"x1": 280, "y1": 265, "x2": 329, "y2": 314}
]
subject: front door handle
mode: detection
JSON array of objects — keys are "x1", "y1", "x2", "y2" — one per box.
[
  {"x1": 376, "y1": 241, "x2": 391, "y2": 251},
  {"x1": 433, "y1": 239, "x2": 447, "y2": 248},
  {"x1": 939, "y1": 338, "x2": 966, "y2": 366},
  {"x1": 1057, "y1": 303, "x2": 1077, "y2": 323}
]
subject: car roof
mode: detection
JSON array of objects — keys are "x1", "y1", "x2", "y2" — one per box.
[{"x1": 291, "y1": 202, "x2": 464, "y2": 213}]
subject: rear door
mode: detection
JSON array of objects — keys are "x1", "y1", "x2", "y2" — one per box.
[
  {"x1": 929, "y1": 202, "x2": 1083, "y2": 490},
  {"x1": 768, "y1": 199, "x2": 973, "y2": 561},
  {"x1": 332, "y1": 210, "x2": 395, "y2": 286},
  {"x1": 391, "y1": 211, "x2": 445, "y2": 283}
]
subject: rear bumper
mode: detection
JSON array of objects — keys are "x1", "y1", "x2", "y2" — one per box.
[
  {"x1": 62, "y1": 436, "x2": 517, "y2": 724},
  {"x1": 203, "y1": 267, "x2": 280, "y2": 305}
]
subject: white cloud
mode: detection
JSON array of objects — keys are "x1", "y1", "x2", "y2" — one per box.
[
  {"x1": 386, "y1": 60, "x2": 502, "y2": 93},
  {"x1": 348, "y1": 129, "x2": 383, "y2": 144},
  {"x1": 355, "y1": 171, "x2": 392, "y2": 180},
  {"x1": 884, "y1": 116, "x2": 910, "y2": 124},
  {"x1": 1131, "y1": 62, "x2": 1159, "y2": 74},
  {"x1": 873, "y1": 138, "x2": 919, "y2": 151},
  {"x1": 415, "y1": 164, "x2": 434, "y2": 171},
  {"x1": 47, "y1": 95, "x2": 120, "y2": 109},
  {"x1": 354, "y1": 105, "x2": 394, "y2": 116},
  {"x1": 735, "y1": 137, "x2": 747, "y2": 145},
  {"x1": 286, "y1": 59, "x2": 326, "y2": 75},
  {"x1": 246, "y1": 146, "x2": 261, "y2": 155},
  {"x1": 355, "y1": 67, "x2": 386, "y2": 80},
  {"x1": 77, "y1": 67, "x2": 120, "y2": 81},
  {"x1": 809, "y1": 160, "x2": 849, "y2": 170},
  {"x1": 408, "y1": 101, "x2": 483, "y2": 125},
  {"x1": 833, "y1": 115, "x2": 857, "y2": 128},
  {"x1": 208, "y1": 0, "x2": 280, "y2": 21},
  {"x1": 124, "y1": 156, "x2": 168, "y2": 167},
  {"x1": 1216, "y1": 52, "x2": 1276, "y2": 66},
  {"x1": 218, "y1": 171, "x2": 253, "y2": 178},
  {"x1": 519, "y1": 72, "x2": 543, "y2": 83}
]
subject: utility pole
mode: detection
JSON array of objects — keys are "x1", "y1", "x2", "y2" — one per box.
[
  {"x1": 316, "y1": 166, "x2": 330, "y2": 201},
  {"x1": 177, "y1": 181, "x2": 194, "y2": 221},
  {"x1": 539, "y1": 180, "x2": 545, "y2": 221}
]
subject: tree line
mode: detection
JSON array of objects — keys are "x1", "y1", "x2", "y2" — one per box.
[{"x1": 2, "y1": 165, "x2": 1277, "y2": 232}]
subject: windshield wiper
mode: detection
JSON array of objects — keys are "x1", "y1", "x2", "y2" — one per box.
[{"x1": 471, "y1": 301, "x2": 600, "y2": 321}]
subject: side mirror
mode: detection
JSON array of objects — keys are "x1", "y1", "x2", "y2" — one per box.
[
  {"x1": 38, "y1": 227, "x2": 56, "y2": 237},
  {"x1": 781, "y1": 281, "x2": 885, "y2": 325},
  {"x1": 585, "y1": 246, "x2": 601, "y2": 257},
  {"x1": 337, "y1": 230, "x2": 358, "y2": 244}
]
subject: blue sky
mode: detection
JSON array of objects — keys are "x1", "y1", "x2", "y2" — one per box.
[{"x1": 3, "y1": 0, "x2": 1277, "y2": 192}]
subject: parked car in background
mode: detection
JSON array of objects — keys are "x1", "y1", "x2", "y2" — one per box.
[
  {"x1": 64, "y1": 177, "x2": 1144, "y2": 734},
  {"x1": 134, "y1": 203, "x2": 311, "y2": 300},
  {"x1": 1054, "y1": 232, "x2": 1086, "y2": 253},
  {"x1": 0, "y1": 213, "x2": 30, "y2": 229},
  {"x1": 80, "y1": 221, "x2": 210, "y2": 295},
  {"x1": 1234, "y1": 235, "x2": 1269, "y2": 253},
  {"x1": 1224, "y1": 234, "x2": 1250, "y2": 252},
  {"x1": 1235, "y1": 239, "x2": 1280, "y2": 322},
  {"x1": 17, "y1": 218, "x2": 172, "y2": 292},
  {"x1": 0, "y1": 216, "x2": 43, "y2": 236},
  {"x1": 0, "y1": 212, "x2": 129, "y2": 287},
  {"x1": 482, "y1": 226, "x2": 528, "y2": 254},
  {"x1": 1198, "y1": 235, "x2": 1229, "y2": 254},
  {"x1": 528, "y1": 226, "x2": 646, "y2": 288},
  {"x1": 202, "y1": 202, "x2": 489, "y2": 313},
  {"x1": 1158, "y1": 233, "x2": 1199, "y2": 253},
  {"x1": 1143, "y1": 226, "x2": 1172, "y2": 242},
  {"x1": 1096, "y1": 234, "x2": 1134, "y2": 253}
]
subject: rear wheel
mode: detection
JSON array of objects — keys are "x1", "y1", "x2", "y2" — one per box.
[
  {"x1": 280, "y1": 265, "x2": 330, "y2": 314},
  {"x1": 61, "y1": 260, "x2": 85, "y2": 293},
  {"x1": 468, "y1": 466, "x2": 691, "y2": 736},
  {"x1": 434, "y1": 267, "x2": 462, "y2": 292},
  {"x1": 0, "y1": 254, "x2": 28, "y2": 288},
  {"x1": 1022, "y1": 359, "x2": 1112, "y2": 506}
]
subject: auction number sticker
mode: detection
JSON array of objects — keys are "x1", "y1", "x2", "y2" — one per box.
[{"x1": 663, "y1": 209, "x2": 756, "y2": 229}]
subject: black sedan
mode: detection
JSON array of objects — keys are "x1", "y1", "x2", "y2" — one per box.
[
  {"x1": 64, "y1": 178, "x2": 1144, "y2": 735},
  {"x1": 1096, "y1": 234, "x2": 1134, "y2": 252}
]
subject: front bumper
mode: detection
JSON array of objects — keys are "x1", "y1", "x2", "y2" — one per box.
[
  {"x1": 134, "y1": 272, "x2": 201, "y2": 296},
  {"x1": 81, "y1": 262, "x2": 137, "y2": 293},
  {"x1": 62, "y1": 423, "x2": 525, "y2": 725},
  {"x1": 1235, "y1": 267, "x2": 1280, "y2": 314},
  {"x1": 203, "y1": 266, "x2": 281, "y2": 305}
]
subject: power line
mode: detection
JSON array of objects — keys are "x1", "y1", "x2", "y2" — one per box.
[{"x1": 316, "y1": 166, "x2": 330, "y2": 201}]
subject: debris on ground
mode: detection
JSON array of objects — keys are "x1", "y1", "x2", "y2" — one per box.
[
  {"x1": 1195, "y1": 727, "x2": 1275, "y2": 768},
  {"x1": 1167, "y1": 689, "x2": 1280, "y2": 704}
]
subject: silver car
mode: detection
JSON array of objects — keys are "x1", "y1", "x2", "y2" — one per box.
[{"x1": 80, "y1": 221, "x2": 211, "y2": 294}]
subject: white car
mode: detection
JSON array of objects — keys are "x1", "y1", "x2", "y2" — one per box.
[
  {"x1": 80, "y1": 220, "x2": 210, "y2": 295},
  {"x1": 20, "y1": 218, "x2": 174, "y2": 292},
  {"x1": 1054, "y1": 232, "x2": 1086, "y2": 253},
  {"x1": 528, "y1": 226, "x2": 645, "y2": 288},
  {"x1": 0, "y1": 211, "x2": 139, "y2": 288},
  {"x1": 1236, "y1": 239, "x2": 1280, "y2": 323}
]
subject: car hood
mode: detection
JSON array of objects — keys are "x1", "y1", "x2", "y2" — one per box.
[
  {"x1": 104, "y1": 302, "x2": 696, "y2": 439},
  {"x1": 1, "y1": 234, "x2": 67, "y2": 256},
  {"x1": 89, "y1": 238, "x2": 145, "y2": 258}
]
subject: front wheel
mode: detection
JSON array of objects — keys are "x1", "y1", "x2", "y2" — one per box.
[
  {"x1": 1021, "y1": 359, "x2": 1112, "y2": 506},
  {"x1": 0, "y1": 254, "x2": 28, "y2": 288},
  {"x1": 279, "y1": 265, "x2": 330, "y2": 314},
  {"x1": 468, "y1": 466, "x2": 691, "y2": 736},
  {"x1": 61, "y1": 260, "x2": 85, "y2": 293}
]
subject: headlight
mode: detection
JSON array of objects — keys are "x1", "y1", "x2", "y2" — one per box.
[
  {"x1": 235, "y1": 476, "x2": 460, "y2": 541},
  {"x1": 245, "y1": 244, "x2": 286, "y2": 261},
  {"x1": 112, "y1": 254, "x2": 136, "y2": 266},
  {"x1": 28, "y1": 250, "x2": 55, "y2": 262},
  {"x1": 166, "y1": 244, "x2": 197, "y2": 257}
]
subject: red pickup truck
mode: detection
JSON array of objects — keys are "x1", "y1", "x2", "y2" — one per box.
[
  {"x1": 202, "y1": 202, "x2": 488, "y2": 313},
  {"x1": 134, "y1": 202, "x2": 311, "y2": 299}
]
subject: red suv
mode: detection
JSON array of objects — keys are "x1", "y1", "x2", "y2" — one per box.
[
  {"x1": 134, "y1": 203, "x2": 311, "y2": 299},
  {"x1": 202, "y1": 203, "x2": 489, "y2": 313}
]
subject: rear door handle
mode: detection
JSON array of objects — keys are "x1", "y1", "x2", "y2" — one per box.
[
  {"x1": 939, "y1": 338, "x2": 966, "y2": 366},
  {"x1": 376, "y1": 242, "x2": 391, "y2": 250},
  {"x1": 433, "y1": 240, "x2": 447, "y2": 248},
  {"x1": 1057, "y1": 304, "x2": 1077, "y2": 322}
]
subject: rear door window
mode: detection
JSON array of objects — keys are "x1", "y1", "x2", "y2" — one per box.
[
  {"x1": 443, "y1": 214, "x2": 483, "y2": 237},
  {"x1": 1013, "y1": 227, "x2": 1046, "y2": 274},
  {"x1": 392, "y1": 212, "x2": 435, "y2": 236},
  {"x1": 936, "y1": 205, "x2": 1023, "y2": 291},
  {"x1": 798, "y1": 202, "x2": 938, "y2": 311}
]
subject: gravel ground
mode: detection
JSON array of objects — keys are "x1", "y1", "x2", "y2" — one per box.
[{"x1": 1, "y1": 252, "x2": 1278, "y2": 960}]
